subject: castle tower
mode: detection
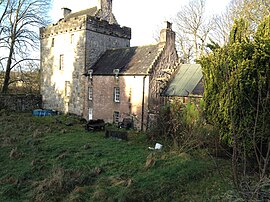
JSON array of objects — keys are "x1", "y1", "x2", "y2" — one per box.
[{"x1": 40, "y1": 3, "x2": 130, "y2": 117}]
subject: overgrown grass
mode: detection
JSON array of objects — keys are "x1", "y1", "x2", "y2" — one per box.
[{"x1": 0, "y1": 111, "x2": 232, "y2": 201}]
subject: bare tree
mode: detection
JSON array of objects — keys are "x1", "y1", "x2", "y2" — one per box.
[
  {"x1": 0, "y1": 0, "x2": 51, "y2": 93},
  {"x1": 211, "y1": 0, "x2": 270, "y2": 45},
  {"x1": 174, "y1": 0, "x2": 213, "y2": 63}
]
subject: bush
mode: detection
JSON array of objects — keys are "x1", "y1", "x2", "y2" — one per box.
[{"x1": 149, "y1": 99, "x2": 219, "y2": 154}]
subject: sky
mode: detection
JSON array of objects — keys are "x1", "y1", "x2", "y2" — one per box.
[{"x1": 50, "y1": 0, "x2": 231, "y2": 46}]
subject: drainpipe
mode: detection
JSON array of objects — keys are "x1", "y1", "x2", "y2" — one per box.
[{"x1": 141, "y1": 75, "x2": 146, "y2": 131}]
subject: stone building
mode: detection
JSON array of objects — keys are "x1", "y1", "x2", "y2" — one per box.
[{"x1": 40, "y1": 0, "x2": 178, "y2": 130}]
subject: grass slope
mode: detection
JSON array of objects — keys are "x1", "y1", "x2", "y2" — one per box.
[{"x1": 0, "y1": 112, "x2": 231, "y2": 201}]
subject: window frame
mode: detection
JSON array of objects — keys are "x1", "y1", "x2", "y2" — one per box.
[
  {"x1": 113, "y1": 111, "x2": 120, "y2": 123},
  {"x1": 59, "y1": 54, "x2": 64, "y2": 70},
  {"x1": 114, "y1": 87, "x2": 120, "y2": 103},
  {"x1": 65, "y1": 81, "x2": 71, "y2": 97},
  {"x1": 51, "y1": 38, "x2": 55, "y2": 47},
  {"x1": 88, "y1": 87, "x2": 93, "y2": 101},
  {"x1": 71, "y1": 34, "x2": 74, "y2": 44},
  {"x1": 89, "y1": 108, "x2": 93, "y2": 120}
]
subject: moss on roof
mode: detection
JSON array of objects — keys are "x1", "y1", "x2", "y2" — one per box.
[{"x1": 92, "y1": 45, "x2": 160, "y2": 75}]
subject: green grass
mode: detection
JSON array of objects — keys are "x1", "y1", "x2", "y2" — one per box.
[{"x1": 0, "y1": 112, "x2": 232, "y2": 201}]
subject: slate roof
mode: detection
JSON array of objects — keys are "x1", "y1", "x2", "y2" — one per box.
[
  {"x1": 92, "y1": 45, "x2": 160, "y2": 75},
  {"x1": 64, "y1": 7, "x2": 98, "y2": 20},
  {"x1": 163, "y1": 64, "x2": 204, "y2": 97}
]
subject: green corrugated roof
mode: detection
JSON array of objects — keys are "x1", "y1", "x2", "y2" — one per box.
[{"x1": 163, "y1": 64, "x2": 203, "y2": 97}]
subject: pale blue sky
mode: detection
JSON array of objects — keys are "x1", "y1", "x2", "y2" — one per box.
[{"x1": 50, "y1": 0, "x2": 231, "y2": 46}]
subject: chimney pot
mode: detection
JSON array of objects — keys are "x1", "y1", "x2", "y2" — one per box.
[
  {"x1": 164, "y1": 21, "x2": 172, "y2": 29},
  {"x1": 97, "y1": 0, "x2": 112, "y2": 11},
  {"x1": 159, "y1": 21, "x2": 175, "y2": 46},
  {"x1": 62, "y1": 7, "x2": 72, "y2": 18}
]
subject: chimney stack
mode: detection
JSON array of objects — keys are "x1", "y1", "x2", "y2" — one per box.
[
  {"x1": 97, "y1": 0, "x2": 117, "y2": 24},
  {"x1": 62, "y1": 7, "x2": 72, "y2": 18},
  {"x1": 159, "y1": 21, "x2": 175, "y2": 45},
  {"x1": 97, "y1": 0, "x2": 112, "y2": 12}
]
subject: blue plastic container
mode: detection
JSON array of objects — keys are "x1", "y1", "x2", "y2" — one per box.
[{"x1": 32, "y1": 109, "x2": 55, "y2": 117}]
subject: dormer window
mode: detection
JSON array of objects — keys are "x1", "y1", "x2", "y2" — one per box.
[
  {"x1": 113, "y1": 69, "x2": 119, "y2": 80},
  {"x1": 88, "y1": 69, "x2": 93, "y2": 79}
]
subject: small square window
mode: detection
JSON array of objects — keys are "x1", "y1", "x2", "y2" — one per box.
[
  {"x1": 89, "y1": 87, "x2": 93, "y2": 101},
  {"x1": 60, "y1": 54, "x2": 64, "y2": 70},
  {"x1": 113, "y1": 111, "x2": 120, "y2": 123},
  {"x1": 114, "y1": 87, "x2": 120, "y2": 102}
]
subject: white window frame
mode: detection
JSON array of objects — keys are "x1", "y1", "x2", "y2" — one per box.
[
  {"x1": 113, "y1": 111, "x2": 120, "y2": 123},
  {"x1": 89, "y1": 87, "x2": 93, "y2": 101},
  {"x1": 89, "y1": 108, "x2": 93, "y2": 120},
  {"x1": 114, "y1": 87, "x2": 120, "y2": 103}
]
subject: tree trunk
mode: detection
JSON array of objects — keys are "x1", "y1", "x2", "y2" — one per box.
[{"x1": 2, "y1": 39, "x2": 15, "y2": 94}]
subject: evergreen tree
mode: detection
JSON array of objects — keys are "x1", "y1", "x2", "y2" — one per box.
[{"x1": 200, "y1": 15, "x2": 270, "y2": 169}]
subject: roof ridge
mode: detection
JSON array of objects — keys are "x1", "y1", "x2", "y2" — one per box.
[
  {"x1": 91, "y1": 44, "x2": 161, "y2": 75},
  {"x1": 64, "y1": 6, "x2": 98, "y2": 20},
  {"x1": 105, "y1": 44, "x2": 159, "y2": 52}
]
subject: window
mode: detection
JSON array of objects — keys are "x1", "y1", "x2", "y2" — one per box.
[
  {"x1": 51, "y1": 38, "x2": 55, "y2": 47},
  {"x1": 113, "y1": 111, "x2": 120, "y2": 123},
  {"x1": 71, "y1": 34, "x2": 74, "y2": 44},
  {"x1": 65, "y1": 81, "x2": 71, "y2": 97},
  {"x1": 88, "y1": 87, "x2": 93, "y2": 101},
  {"x1": 114, "y1": 87, "x2": 120, "y2": 102},
  {"x1": 60, "y1": 54, "x2": 64, "y2": 70},
  {"x1": 89, "y1": 108, "x2": 93, "y2": 120}
]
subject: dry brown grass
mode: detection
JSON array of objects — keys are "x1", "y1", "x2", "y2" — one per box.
[{"x1": 32, "y1": 167, "x2": 103, "y2": 201}]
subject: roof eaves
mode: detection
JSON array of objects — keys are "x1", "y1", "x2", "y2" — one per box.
[{"x1": 92, "y1": 73, "x2": 148, "y2": 76}]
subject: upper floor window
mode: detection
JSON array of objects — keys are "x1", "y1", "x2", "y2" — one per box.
[
  {"x1": 59, "y1": 54, "x2": 64, "y2": 70},
  {"x1": 51, "y1": 38, "x2": 55, "y2": 47},
  {"x1": 89, "y1": 87, "x2": 93, "y2": 101},
  {"x1": 71, "y1": 34, "x2": 74, "y2": 44},
  {"x1": 114, "y1": 87, "x2": 120, "y2": 103}
]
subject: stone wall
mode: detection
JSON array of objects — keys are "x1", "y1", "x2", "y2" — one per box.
[
  {"x1": 0, "y1": 94, "x2": 42, "y2": 112},
  {"x1": 40, "y1": 26, "x2": 86, "y2": 116},
  {"x1": 148, "y1": 25, "x2": 179, "y2": 114},
  {"x1": 40, "y1": 12, "x2": 131, "y2": 117}
]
